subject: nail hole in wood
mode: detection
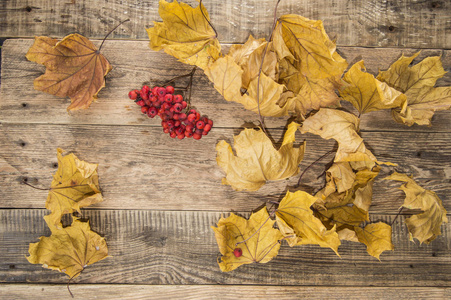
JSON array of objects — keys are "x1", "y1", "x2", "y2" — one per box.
[
  {"x1": 22, "y1": 177, "x2": 28, "y2": 183},
  {"x1": 53, "y1": 163, "x2": 58, "y2": 168},
  {"x1": 25, "y1": 6, "x2": 32, "y2": 12},
  {"x1": 22, "y1": 103, "x2": 28, "y2": 108},
  {"x1": 20, "y1": 142, "x2": 26, "y2": 147},
  {"x1": 9, "y1": 265, "x2": 15, "y2": 269},
  {"x1": 388, "y1": 26, "x2": 395, "y2": 32},
  {"x1": 431, "y1": 1, "x2": 442, "y2": 9}
]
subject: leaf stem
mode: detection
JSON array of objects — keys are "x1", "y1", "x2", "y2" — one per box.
[
  {"x1": 98, "y1": 19, "x2": 130, "y2": 52},
  {"x1": 21, "y1": 180, "x2": 49, "y2": 191},
  {"x1": 67, "y1": 268, "x2": 85, "y2": 298},
  {"x1": 296, "y1": 150, "x2": 334, "y2": 187},
  {"x1": 199, "y1": 0, "x2": 218, "y2": 38}
]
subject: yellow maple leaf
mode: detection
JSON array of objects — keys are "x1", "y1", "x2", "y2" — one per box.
[
  {"x1": 204, "y1": 55, "x2": 289, "y2": 117},
  {"x1": 27, "y1": 216, "x2": 108, "y2": 278},
  {"x1": 273, "y1": 15, "x2": 348, "y2": 116},
  {"x1": 228, "y1": 35, "x2": 266, "y2": 67},
  {"x1": 377, "y1": 52, "x2": 451, "y2": 126},
  {"x1": 46, "y1": 148, "x2": 103, "y2": 228},
  {"x1": 147, "y1": 0, "x2": 221, "y2": 70},
  {"x1": 26, "y1": 34, "x2": 112, "y2": 111},
  {"x1": 216, "y1": 122, "x2": 305, "y2": 191},
  {"x1": 275, "y1": 191, "x2": 341, "y2": 255},
  {"x1": 212, "y1": 207, "x2": 283, "y2": 272},
  {"x1": 300, "y1": 109, "x2": 378, "y2": 170},
  {"x1": 340, "y1": 60, "x2": 406, "y2": 115},
  {"x1": 384, "y1": 172, "x2": 448, "y2": 244}
]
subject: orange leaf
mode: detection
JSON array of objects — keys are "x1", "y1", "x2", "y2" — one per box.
[{"x1": 26, "y1": 34, "x2": 112, "y2": 111}]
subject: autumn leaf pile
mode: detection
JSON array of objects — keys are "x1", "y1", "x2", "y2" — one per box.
[
  {"x1": 147, "y1": 0, "x2": 449, "y2": 271},
  {"x1": 24, "y1": 0, "x2": 449, "y2": 275},
  {"x1": 27, "y1": 149, "x2": 108, "y2": 279}
]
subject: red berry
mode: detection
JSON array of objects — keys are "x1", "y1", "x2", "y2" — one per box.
[
  {"x1": 203, "y1": 123, "x2": 212, "y2": 133},
  {"x1": 173, "y1": 103, "x2": 183, "y2": 113},
  {"x1": 148, "y1": 107, "x2": 158, "y2": 118},
  {"x1": 163, "y1": 127, "x2": 170, "y2": 134},
  {"x1": 152, "y1": 86, "x2": 159, "y2": 96},
  {"x1": 141, "y1": 85, "x2": 150, "y2": 94},
  {"x1": 170, "y1": 131, "x2": 177, "y2": 138},
  {"x1": 174, "y1": 120, "x2": 181, "y2": 127},
  {"x1": 185, "y1": 130, "x2": 193, "y2": 138},
  {"x1": 164, "y1": 94, "x2": 173, "y2": 103},
  {"x1": 181, "y1": 101, "x2": 187, "y2": 109},
  {"x1": 157, "y1": 87, "x2": 167, "y2": 97},
  {"x1": 188, "y1": 109, "x2": 197, "y2": 115},
  {"x1": 167, "y1": 120, "x2": 175, "y2": 128},
  {"x1": 187, "y1": 114, "x2": 196, "y2": 123},
  {"x1": 233, "y1": 248, "x2": 242, "y2": 257},
  {"x1": 128, "y1": 90, "x2": 138, "y2": 100},
  {"x1": 208, "y1": 119, "x2": 213, "y2": 126},
  {"x1": 185, "y1": 124, "x2": 194, "y2": 133},
  {"x1": 177, "y1": 134, "x2": 185, "y2": 140},
  {"x1": 166, "y1": 85, "x2": 175, "y2": 94},
  {"x1": 174, "y1": 95, "x2": 183, "y2": 103},
  {"x1": 178, "y1": 113, "x2": 187, "y2": 120},
  {"x1": 136, "y1": 100, "x2": 145, "y2": 107},
  {"x1": 140, "y1": 91, "x2": 149, "y2": 101},
  {"x1": 141, "y1": 106, "x2": 148, "y2": 114},
  {"x1": 196, "y1": 120, "x2": 205, "y2": 129},
  {"x1": 193, "y1": 132, "x2": 202, "y2": 140}
]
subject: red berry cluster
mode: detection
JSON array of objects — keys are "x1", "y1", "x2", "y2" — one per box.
[{"x1": 128, "y1": 85, "x2": 213, "y2": 140}]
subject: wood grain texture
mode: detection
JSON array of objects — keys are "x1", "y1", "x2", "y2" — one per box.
[
  {"x1": 1, "y1": 209, "x2": 450, "y2": 286},
  {"x1": 0, "y1": 124, "x2": 450, "y2": 212},
  {"x1": 1, "y1": 39, "x2": 450, "y2": 131},
  {"x1": 0, "y1": 0, "x2": 450, "y2": 48},
  {"x1": 0, "y1": 284, "x2": 450, "y2": 300}
]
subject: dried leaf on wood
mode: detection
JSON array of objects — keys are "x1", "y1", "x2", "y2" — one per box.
[
  {"x1": 204, "y1": 55, "x2": 289, "y2": 117},
  {"x1": 355, "y1": 222, "x2": 394, "y2": 260},
  {"x1": 216, "y1": 122, "x2": 305, "y2": 191},
  {"x1": 147, "y1": 0, "x2": 221, "y2": 70},
  {"x1": 384, "y1": 172, "x2": 448, "y2": 244},
  {"x1": 377, "y1": 53, "x2": 451, "y2": 126},
  {"x1": 26, "y1": 34, "x2": 112, "y2": 111},
  {"x1": 340, "y1": 60, "x2": 406, "y2": 115},
  {"x1": 275, "y1": 191, "x2": 341, "y2": 255},
  {"x1": 46, "y1": 148, "x2": 103, "y2": 228},
  {"x1": 212, "y1": 208, "x2": 283, "y2": 272},
  {"x1": 27, "y1": 217, "x2": 108, "y2": 278},
  {"x1": 273, "y1": 15, "x2": 348, "y2": 115}
]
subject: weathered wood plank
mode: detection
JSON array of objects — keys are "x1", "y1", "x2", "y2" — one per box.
[
  {"x1": 0, "y1": 0, "x2": 450, "y2": 48},
  {"x1": 0, "y1": 124, "x2": 450, "y2": 212},
  {"x1": 1, "y1": 209, "x2": 450, "y2": 286},
  {"x1": 1, "y1": 284, "x2": 450, "y2": 300},
  {"x1": 1, "y1": 39, "x2": 450, "y2": 131}
]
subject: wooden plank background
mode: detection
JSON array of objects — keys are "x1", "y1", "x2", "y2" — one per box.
[{"x1": 0, "y1": 0, "x2": 450, "y2": 299}]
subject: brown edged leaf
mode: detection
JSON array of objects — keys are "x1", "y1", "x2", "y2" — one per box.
[
  {"x1": 204, "y1": 55, "x2": 289, "y2": 117},
  {"x1": 46, "y1": 148, "x2": 103, "y2": 228},
  {"x1": 377, "y1": 53, "x2": 451, "y2": 126},
  {"x1": 384, "y1": 172, "x2": 448, "y2": 244},
  {"x1": 228, "y1": 35, "x2": 266, "y2": 67},
  {"x1": 216, "y1": 122, "x2": 305, "y2": 191},
  {"x1": 340, "y1": 60, "x2": 406, "y2": 115},
  {"x1": 27, "y1": 216, "x2": 108, "y2": 278},
  {"x1": 273, "y1": 15, "x2": 348, "y2": 116},
  {"x1": 146, "y1": 0, "x2": 221, "y2": 70},
  {"x1": 211, "y1": 207, "x2": 283, "y2": 272},
  {"x1": 26, "y1": 34, "x2": 112, "y2": 111},
  {"x1": 275, "y1": 191, "x2": 341, "y2": 255}
]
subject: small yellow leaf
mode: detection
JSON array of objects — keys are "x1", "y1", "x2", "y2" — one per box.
[
  {"x1": 377, "y1": 53, "x2": 451, "y2": 126},
  {"x1": 146, "y1": 0, "x2": 221, "y2": 70},
  {"x1": 340, "y1": 60, "x2": 406, "y2": 115},
  {"x1": 211, "y1": 208, "x2": 283, "y2": 272},
  {"x1": 384, "y1": 172, "x2": 448, "y2": 244},
  {"x1": 27, "y1": 217, "x2": 108, "y2": 278},
  {"x1": 26, "y1": 34, "x2": 112, "y2": 111},
  {"x1": 228, "y1": 35, "x2": 266, "y2": 67},
  {"x1": 276, "y1": 191, "x2": 341, "y2": 255},
  {"x1": 216, "y1": 122, "x2": 305, "y2": 191},
  {"x1": 355, "y1": 222, "x2": 394, "y2": 260},
  {"x1": 46, "y1": 148, "x2": 103, "y2": 228}
]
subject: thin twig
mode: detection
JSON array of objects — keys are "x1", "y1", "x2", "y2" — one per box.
[
  {"x1": 390, "y1": 207, "x2": 404, "y2": 226},
  {"x1": 162, "y1": 67, "x2": 197, "y2": 87},
  {"x1": 98, "y1": 19, "x2": 130, "y2": 52},
  {"x1": 22, "y1": 181, "x2": 49, "y2": 191},
  {"x1": 199, "y1": 0, "x2": 218, "y2": 38},
  {"x1": 296, "y1": 150, "x2": 334, "y2": 187}
]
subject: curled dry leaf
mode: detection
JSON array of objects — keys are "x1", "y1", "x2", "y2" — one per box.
[
  {"x1": 27, "y1": 217, "x2": 108, "y2": 278},
  {"x1": 275, "y1": 191, "x2": 341, "y2": 255},
  {"x1": 147, "y1": 0, "x2": 221, "y2": 70},
  {"x1": 211, "y1": 207, "x2": 283, "y2": 272},
  {"x1": 46, "y1": 148, "x2": 103, "y2": 228},
  {"x1": 216, "y1": 122, "x2": 305, "y2": 191},
  {"x1": 273, "y1": 15, "x2": 348, "y2": 116},
  {"x1": 384, "y1": 172, "x2": 448, "y2": 244},
  {"x1": 377, "y1": 52, "x2": 451, "y2": 126},
  {"x1": 340, "y1": 60, "x2": 406, "y2": 115},
  {"x1": 26, "y1": 34, "x2": 112, "y2": 111},
  {"x1": 204, "y1": 55, "x2": 289, "y2": 117}
]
